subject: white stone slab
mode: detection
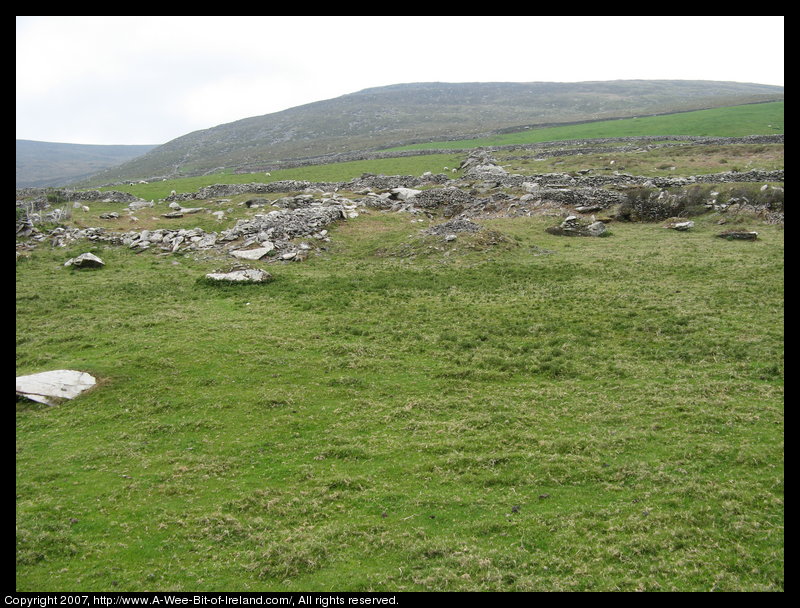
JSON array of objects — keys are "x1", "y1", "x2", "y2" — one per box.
[{"x1": 16, "y1": 370, "x2": 97, "y2": 406}]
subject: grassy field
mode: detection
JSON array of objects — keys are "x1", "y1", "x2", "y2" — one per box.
[
  {"x1": 388, "y1": 102, "x2": 785, "y2": 151},
  {"x1": 16, "y1": 205, "x2": 784, "y2": 591},
  {"x1": 100, "y1": 154, "x2": 466, "y2": 202}
]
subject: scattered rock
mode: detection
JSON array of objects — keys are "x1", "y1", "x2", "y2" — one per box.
[{"x1": 16, "y1": 370, "x2": 97, "y2": 406}]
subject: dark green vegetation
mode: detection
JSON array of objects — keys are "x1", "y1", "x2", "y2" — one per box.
[
  {"x1": 77, "y1": 81, "x2": 783, "y2": 186},
  {"x1": 16, "y1": 140, "x2": 158, "y2": 189}
]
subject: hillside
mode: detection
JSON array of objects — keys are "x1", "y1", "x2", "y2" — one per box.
[
  {"x1": 15, "y1": 140, "x2": 158, "y2": 188},
  {"x1": 79, "y1": 80, "x2": 783, "y2": 185}
]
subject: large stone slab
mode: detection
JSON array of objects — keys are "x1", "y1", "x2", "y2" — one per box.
[
  {"x1": 230, "y1": 243, "x2": 275, "y2": 260},
  {"x1": 205, "y1": 267, "x2": 273, "y2": 283},
  {"x1": 16, "y1": 370, "x2": 97, "y2": 406}
]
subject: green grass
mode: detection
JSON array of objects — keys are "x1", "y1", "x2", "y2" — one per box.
[
  {"x1": 17, "y1": 207, "x2": 783, "y2": 591},
  {"x1": 388, "y1": 102, "x2": 785, "y2": 151},
  {"x1": 101, "y1": 154, "x2": 465, "y2": 201}
]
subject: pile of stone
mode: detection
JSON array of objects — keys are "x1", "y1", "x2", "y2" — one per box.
[
  {"x1": 520, "y1": 185, "x2": 627, "y2": 210},
  {"x1": 424, "y1": 219, "x2": 482, "y2": 237},
  {"x1": 458, "y1": 150, "x2": 508, "y2": 178},
  {"x1": 214, "y1": 205, "x2": 346, "y2": 261},
  {"x1": 412, "y1": 186, "x2": 475, "y2": 211},
  {"x1": 220, "y1": 205, "x2": 346, "y2": 243}
]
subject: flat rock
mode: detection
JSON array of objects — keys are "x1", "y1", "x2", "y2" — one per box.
[
  {"x1": 205, "y1": 268, "x2": 272, "y2": 282},
  {"x1": 16, "y1": 370, "x2": 97, "y2": 406},
  {"x1": 230, "y1": 244, "x2": 275, "y2": 260}
]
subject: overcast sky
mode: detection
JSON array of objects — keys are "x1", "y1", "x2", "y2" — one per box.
[{"x1": 16, "y1": 15, "x2": 784, "y2": 146}]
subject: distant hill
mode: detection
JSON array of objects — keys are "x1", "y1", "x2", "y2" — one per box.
[
  {"x1": 16, "y1": 140, "x2": 158, "y2": 188},
  {"x1": 76, "y1": 80, "x2": 784, "y2": 186}
]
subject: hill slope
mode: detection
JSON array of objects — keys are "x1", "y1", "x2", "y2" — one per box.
[
  {"x1": 16, "y1": 140, "x2": 158, "y2": 188},
  {"x1": 80, "y1": 80, "x2": 783, "y2": 185}
]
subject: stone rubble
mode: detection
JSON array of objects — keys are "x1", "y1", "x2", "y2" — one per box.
[{"x1": 15, "y1": 138, "x2": 784, "y2": 262}]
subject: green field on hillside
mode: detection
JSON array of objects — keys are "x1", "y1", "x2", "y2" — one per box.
[
  {"x1": 100, "y1": 154, "x2": 465, "y2": 201},
  {"x1": 389, "y1": 102, "x2": 784, "y2": 151},
  {"x1": 16, "y1": 208, "x2": 784, "y2": 591},
  {"x1": 93, "y1": 102, "x2": 784, "y2": 202}
]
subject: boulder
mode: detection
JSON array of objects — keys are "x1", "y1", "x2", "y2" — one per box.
[
  {"x1": 390, "y1": 187, "x2": 422, "y2": 201},
  {"x1": 64, "y1": 252, "x2": 105, "y2": 268},
  {"x1": 16, "y1": 370, "x2": 97, "y2": 406}
]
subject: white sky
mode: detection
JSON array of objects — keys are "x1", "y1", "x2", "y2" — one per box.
[{"x1": 16, "y1": 15, "x2": 784, "y2": 146}]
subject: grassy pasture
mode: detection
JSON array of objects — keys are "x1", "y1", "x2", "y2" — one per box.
[
  {"x1": 101, "y1": 154, "x2": 465, "y2": 202},
  {"x1": 388, "y1": 102, "x2": 785, "y2": 151},
  {"x1": 17, "y1": 104, "x2": 784, "y2": 591},
  {"x1": 16, "y1": 207, "x2": 784, "y2": 591}
]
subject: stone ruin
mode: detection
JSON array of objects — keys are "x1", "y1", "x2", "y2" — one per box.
[{"x1": 15, "y1": 139, "x2": 784, "y2": 264}]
